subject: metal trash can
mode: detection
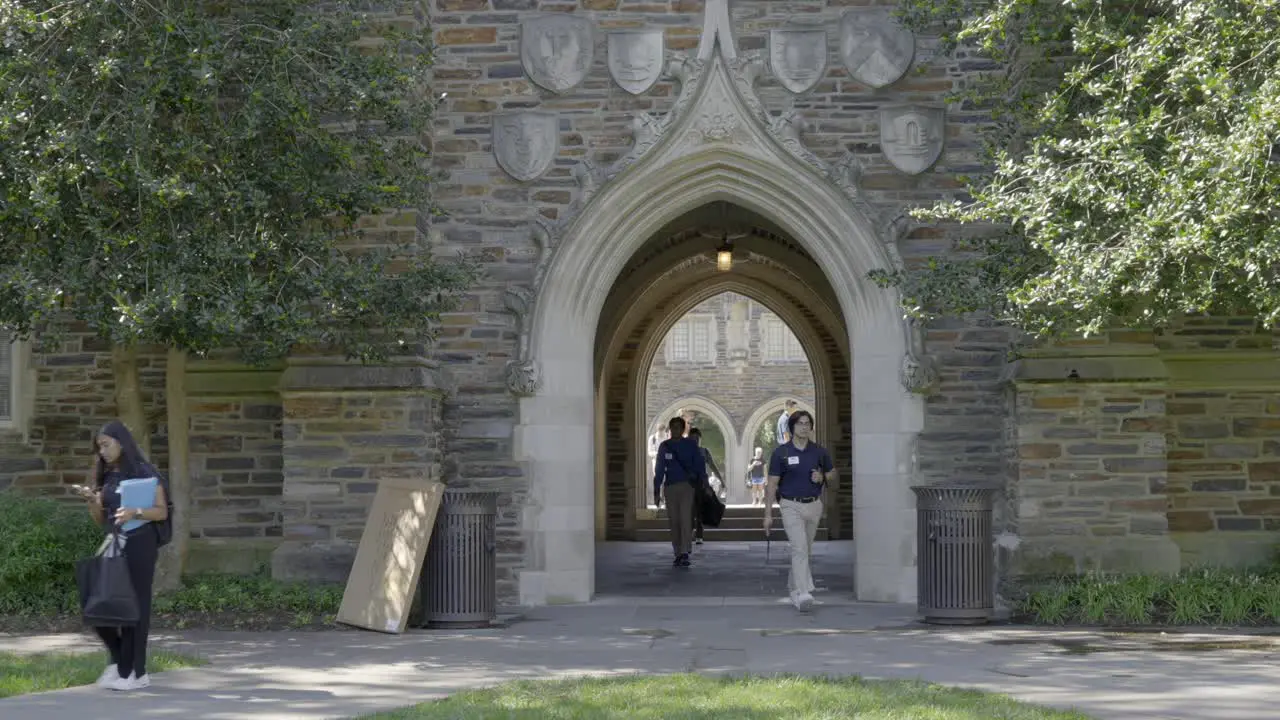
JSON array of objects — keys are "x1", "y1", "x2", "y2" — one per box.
[
  {"x1": 421, "y1": 489, "x2": 498, "y2": 629},
  {"x1": 912, "y1": 485, "x2": 997, "y2": 625}
]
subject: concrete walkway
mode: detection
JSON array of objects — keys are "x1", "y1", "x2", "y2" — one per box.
[{"x1": 3, "y1": 597, "x2": 1279, "y2": 719}]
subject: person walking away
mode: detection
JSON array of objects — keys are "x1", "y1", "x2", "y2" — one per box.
[
  {"x1": 73, "y1": 420, "x2": 171, "y2": 691},
  {"x1": 775, "y1": 399, "x2": 797, "y2": 445},
  {"x1": 688, "y1": 427, "x2": 723, "y2": 545},
  {"x1": 761, "y1": 410, "x2": 835, "y2": 612},
  {"x1": 653, "y1": 416, "x2": 706, "y2": 567},
  {"x1": 747, "y1": 447, "x2": 766, "y2": 506}
]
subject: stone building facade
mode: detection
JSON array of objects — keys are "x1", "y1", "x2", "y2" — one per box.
[{"x1": 3, "y1": 1, "x2": 1278, "y2": 608}]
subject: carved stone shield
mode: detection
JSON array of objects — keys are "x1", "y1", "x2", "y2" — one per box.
[
  {"x1": 493, "y1": 112, "x2": 559, "y2": 182},
  {"x1": 840, "y1": 9, "x2": 915, "y2": 89},
  {"x1": 880, "y1": 105, "x2": 944, "y2": 175},
  {"x1": 521, "y1": 15, "x2": 595, "y2": 94},
  {"x1": 769, "y1": 28, "x2": 828, "y2": 94},
  {"x1": 608, "y1": 29, "x2": 664, "y2": 95}
]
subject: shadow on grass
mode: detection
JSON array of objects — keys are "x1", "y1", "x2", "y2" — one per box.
[{"x1": 357, "y1": 673, "x2": 1094, "y2": 720}]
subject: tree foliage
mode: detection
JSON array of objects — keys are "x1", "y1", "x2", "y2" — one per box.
[
  {"x1": 872, "y1": 0, "x2": 1280, "y2": 339},
  {"x1": 0, "y1": 0, "x2": 477, "y2": 364}
]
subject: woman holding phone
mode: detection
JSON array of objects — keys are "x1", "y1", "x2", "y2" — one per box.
[{"x1": 73, "y1": 420, "x2": 170, "y2": 691}]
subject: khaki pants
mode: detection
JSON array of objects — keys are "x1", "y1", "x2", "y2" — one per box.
[
  {"x1": 665, "y1": 481, "x2": 695, "y2": 555},
  {"x1": 780, "y1": 498, "x2": 824, "y2": 595}
]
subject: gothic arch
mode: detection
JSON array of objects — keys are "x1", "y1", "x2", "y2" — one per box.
[
  {"x1": 649, "y1": 395, "x2": 737, "y2": 446},
  {"x1": 742, "y1": 395, "x2": 818, "y2": 448},
  {"x1": 514, "y1": 51, "x2": 923, "y2": 606}
]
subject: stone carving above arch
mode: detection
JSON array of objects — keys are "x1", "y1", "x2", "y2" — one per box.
[
  {"x1": 608, "y1": 29, "x2": 665, "y2": 95},
  {"x1": 880, "y1": 104, "x2": 945, "y2": 175},
  {"x1": 494, "y1": 112, "x2": 558, "y2": 182},
  {"x1": 521, "y1": 15, "x2": 595, "y2": 94},
  {"x1": 508, "y1": 6, "x2": 923, "y2": 398},
  {"x1": 839, "y1": 8, "x2": 915, "y2": 89},
  {"x1": 769, "y1": 27, "x2": 828, "y2": 94}
]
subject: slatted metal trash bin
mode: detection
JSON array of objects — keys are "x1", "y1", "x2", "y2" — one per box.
[
  {"x1": 421, "y1": 489, "x2": 498, "y2": 629},
  {"x1": 912, "y1": 486, "x2": 997, "y2": 625}
]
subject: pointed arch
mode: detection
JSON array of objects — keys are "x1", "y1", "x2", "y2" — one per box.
[
  {"x1": 742, "y1": 395, "x2": 817, "y2": 448},
  {"x1": 649, "y1": 395, "x2": 736, "y2": 440}
]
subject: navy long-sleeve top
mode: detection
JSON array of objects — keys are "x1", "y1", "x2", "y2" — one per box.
[{"x1": 653, "y1": 435, "x2": 707, "y2": 493}]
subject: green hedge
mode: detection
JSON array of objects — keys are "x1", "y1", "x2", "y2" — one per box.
[
  {"x1": 0, "y1": 490, "x2": 342, "y2": 623},
  {"x1": 1016, "y1": 567, "x2": 1280, "y2": 626},
  {"x1": 0, "y1": 491, "x2": 102, "y2": 614}
]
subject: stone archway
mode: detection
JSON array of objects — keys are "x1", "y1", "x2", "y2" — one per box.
[
  {"x1": 648, "y1": 394, "x2": 738, "y2": 499},
  {"x1": 512, "y1": 49, "x2": 924, "y2": 606}
]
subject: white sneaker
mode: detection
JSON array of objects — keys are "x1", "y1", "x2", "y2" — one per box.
[
  {"x1": 103, "y1": 672, "x2": 136, "y2": 691},
  {"x1": 131, "y1": 674, "x2": 151, "y2": 689},
  {"x1": 95, "y1": 665, "x2": 118, "y2": 688},
  {"x1": 794, "y1": 592, "x2": 815, "y2": 612}
]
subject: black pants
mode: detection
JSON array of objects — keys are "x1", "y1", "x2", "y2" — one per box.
[{"x1": 94, "y1": 526, "x2": 158, "y2": 679}]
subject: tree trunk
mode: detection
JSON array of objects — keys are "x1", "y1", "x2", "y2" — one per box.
[
  {"x1": 156, "y1": 348, "x2": 189, "y2": 591},
  {"x1": 111, "y1": 345, "x2": 149, "y2": 456}
]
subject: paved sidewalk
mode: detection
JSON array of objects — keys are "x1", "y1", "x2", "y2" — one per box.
[{"x1": 3, "y1": 597, "x2": 1279, "y2": 719}]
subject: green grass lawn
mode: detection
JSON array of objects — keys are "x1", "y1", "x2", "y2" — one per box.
[
  {"x1": 0, "y1": 650, "x2": 206, "y2": 698},
  {"x1": 361, "y1": 674, "x2": 1092, "y2": 719}
]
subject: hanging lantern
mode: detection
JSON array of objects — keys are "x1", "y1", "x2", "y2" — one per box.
[{"x1": 715, "y1": 233, "x2": 733, "y2": 272}]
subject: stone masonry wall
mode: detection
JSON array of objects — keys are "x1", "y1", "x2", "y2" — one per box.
[
  {"x1": 645, "y1": 293, "x2": 816, "y2": 439},
  {"x1": 1011, "y1": 318, "x2": 1280, "y2": 577},
  {"x1": 188, "y1": 398, "x2": 284, "y2": 542},
  {"x1": 1167, "y1": 390, "x2": 1280, "y2": 558},
  {"x1": 1013, "y1": 383, "x2": 1175, "y2": 575},
  {"x1": 0, "y1": 324, "x2": 169, "y2": 499}
]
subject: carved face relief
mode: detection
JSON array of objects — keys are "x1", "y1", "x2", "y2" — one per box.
[
  {"x1": 769, "y1": 28, "x2": 828, "y2": 94},
  {"x1": 493, "y1": 112, "x2": 558, "y2": 182},
  {"x1": 608, "y1": 30, "x2": 664, "y2": 95},
  {"x1": 521, "y1": 16, "x2": 595, "y2": 93},
  {"x1": 839, "y1": 9, "x2": 915, "y2": 89},
  {"x1": 880, "y1": 105, "x2": 944, "y2": 175}
]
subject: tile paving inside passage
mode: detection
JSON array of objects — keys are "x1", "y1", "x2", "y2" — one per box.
[{"x1": 594, "y1": 540, "x2": 855, "y2": 597}]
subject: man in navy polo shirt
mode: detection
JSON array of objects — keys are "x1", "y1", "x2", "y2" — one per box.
[
  {"x1": 653, "y1": 415, "x2": 707, "y2": 567},
  {"x1": 762, "y1": 410, "x2": 835, "y2": 611}
]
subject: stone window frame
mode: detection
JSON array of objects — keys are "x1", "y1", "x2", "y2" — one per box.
[
  {"x1": 664, "y1": 314, "x2": 717, "y2": 364},
  {"x1": 0, "y1": 330, "x2": 31, "y2": 431},
  {"x1": 760, "y1": 314, "x2": 805, "y2": 363}
]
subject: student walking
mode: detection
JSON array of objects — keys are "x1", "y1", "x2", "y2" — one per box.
[
  {"x1": 74, "y1": 420, "x2": 171, "y2": 691},
  {"x1": 761, "y1": 410, "x2": 835, "y2": 612},
  {"x1": 653, "y1": 415, "x2": 707, "y2": 567}
]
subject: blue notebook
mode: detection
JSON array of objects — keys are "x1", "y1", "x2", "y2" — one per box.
[{"x1": 117, "y1": 477, "x2": 158, "y2": 532}]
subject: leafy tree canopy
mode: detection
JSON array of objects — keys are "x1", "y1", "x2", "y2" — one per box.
[
  {"x1": 872, "y1": 0, "x2": 1280, "y2": 340},
  {"x1": 0, "y1": 0, "x2": 477, "y2": 365}
]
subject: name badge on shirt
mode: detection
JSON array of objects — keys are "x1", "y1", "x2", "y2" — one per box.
[
  {"x1": 665, "y1": 453, "x2": 673, "y2": 460},
  {"x1": 787, "y1": 456, "x2": 800, "y2": 466}
]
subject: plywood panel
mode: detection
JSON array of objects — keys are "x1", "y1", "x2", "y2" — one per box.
[{"x1": 337, "y1": 478, "x2": 445, "y2": 634}]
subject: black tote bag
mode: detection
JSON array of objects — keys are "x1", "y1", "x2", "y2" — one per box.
[
  {"x1": 698, "y1": 487, "x2": 726, "y2": 527},
  {"x1": 76, "y1": 532, "x2": 140, "y2": 626}
]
